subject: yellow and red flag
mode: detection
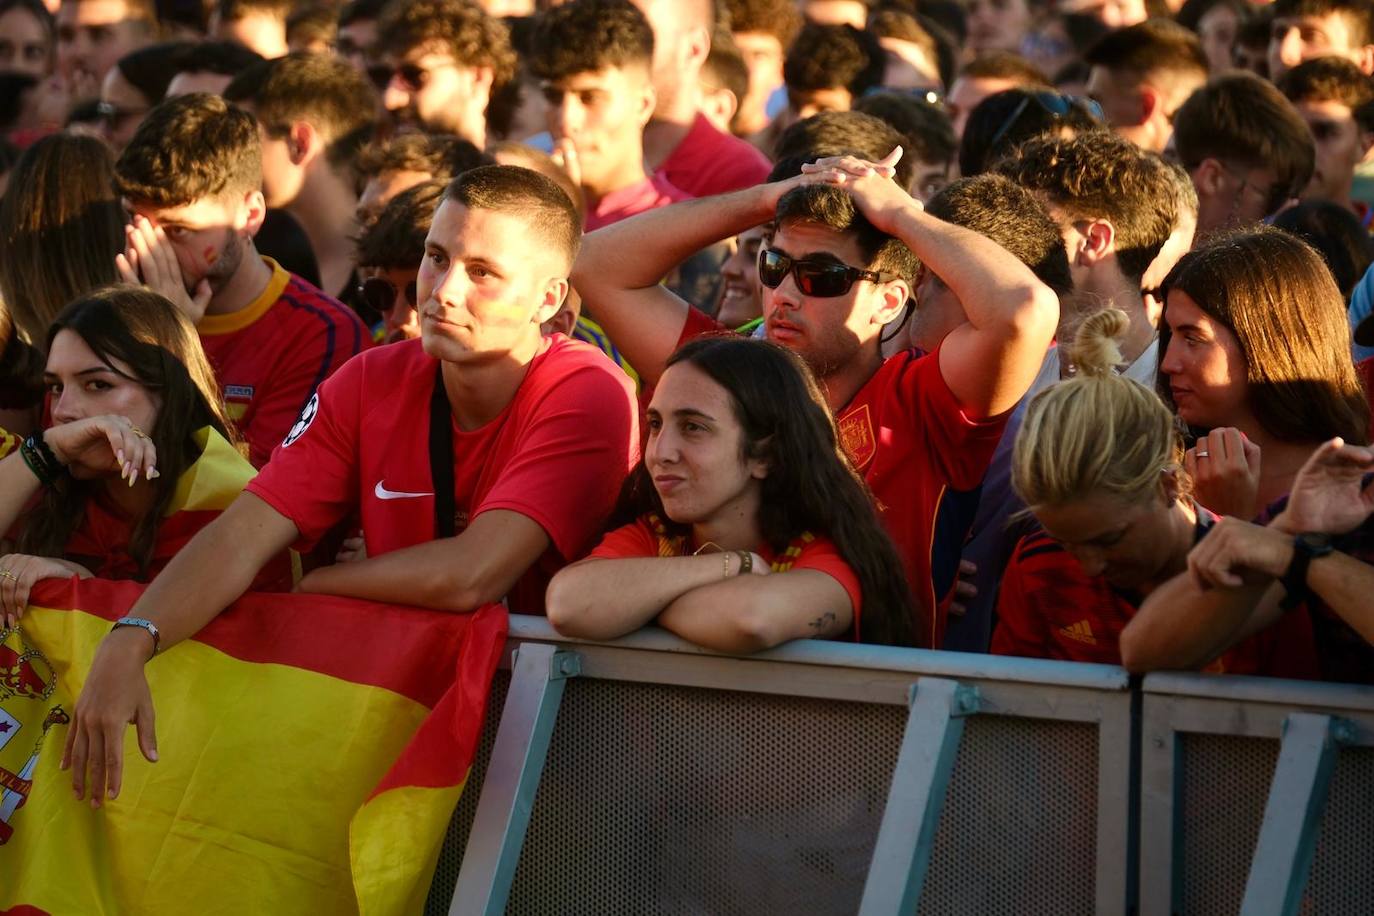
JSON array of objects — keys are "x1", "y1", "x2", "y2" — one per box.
[{"x1": 0, "y1": 578, "x2": 506, "y2": 916}]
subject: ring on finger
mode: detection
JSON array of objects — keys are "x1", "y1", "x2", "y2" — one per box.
[
  {"x1": 1196, "y1": 450, "x2": 1210, "y2": 458},
  {"x1": 129, "y1": 426, "x2": 148, "y2": 439},
  {"x1": 0, "y1": 569, "x2": 16, "y2": 581}
]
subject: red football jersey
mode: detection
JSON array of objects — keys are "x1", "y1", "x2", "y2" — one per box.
[
  {"x1": 246, "y1": 335, "x2": 640, "y2": 613},
  {"x1": 656, "y1": 114, "x2": 772, "y2": 198},
  {"x1": 992, "y1": 528, "x2": 1321, "y2": 678},
  {"x1": 198, "y1": 258, "x2": 370, "y2": 468},
  {"x1": 674, "y1": 308, "x2": 1005, "y2": 648},
  {"x1": 589, "y1": 514, "x2": 863, "y2": 639}
]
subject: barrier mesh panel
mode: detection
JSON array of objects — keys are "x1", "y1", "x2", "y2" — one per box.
[
  {"x1": 919, "y1": 715, "x2": 1099, "y2": 916},
  {"x1": 1180, "y1": 734, "x2": 1374, "y2": 916},
  {"x1": 427, "y1": 675, "x2": 1103, "y2": 915}
]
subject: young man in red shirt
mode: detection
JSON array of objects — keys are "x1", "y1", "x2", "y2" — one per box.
[
  {"x1": 113, "y1": 92, "x2": 369, "y2": 467},
  {"x1": 65, "y1": 165, "x2": 640, "y2": 805},
  {"x1": 573, "y1": 151, "x2": 1060, "y2": 647}
]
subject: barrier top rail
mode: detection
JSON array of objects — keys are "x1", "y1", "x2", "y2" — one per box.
[
  {"x1": 1142, "y1": 670, "x2": 1374, "y2": 711},
  {"x1": 506, "y1": 613, "x2": 1132, "y2": 692}
]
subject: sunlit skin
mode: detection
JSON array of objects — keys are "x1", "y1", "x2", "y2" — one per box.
[
  {"x1": 760, "y1": 221, "x2": 903, "y2": 388},
  {"x1": 44, "y1": 330, "x2": 160, "y2": 487},
  {"x1": 122, "y1": 197, "x2": 247, "y2": 301},
  {"x1": 416, "y1": 199, "x2": 566, "y2": 373},
  {"x1": 732, "y1": 30, "x2": 785, "y2": 135},
  {"x1": 878, "y1": 37, "x2": 941, "y2": 90},
  {"x1": 716, "y1": 225, "x2": 767, "y2": 328},
  {"x1": 55, "y1": 0, "x2": 150, "y2": 97},
  {"x1": 357, "y1": 169, "x2": 432, "y2": 226},
  {"x1": 213, "y1": 11, "x2": 288, "y2": 60},
  {"x1": 164, "y1": 70, "x2": 234, "y2": 97},
  {"x1": 0, "y1": 5, "x2": 53, "y2": 79},
  {"x1": 1159, "y1": 289, "x2": 1251, "y2": 431},
  {"x1": 382, "y1": 44, "x2": 491, "y2": 144},
  {"x1": 645, "y1": 361, "x2": 768, "y2": 548},
  {"x1": 947, "y1": 75, "x2": 1024, "y2": 139},
  {"x1": 784, "y1": 86, "x2": 853, "y2": 126},
  {"x1": 542, "y1": 66, "x2": 655, "y2": 203},
  {"x1": 1197, "y1": 3, "x2": 1240, "y2": 73},
  {"x1": 1033, "y1": 486, "x2": 1194, "y2": 592},
  {"x1": 1269, "y1": 12, "x2": 1373, "y2": 79}
]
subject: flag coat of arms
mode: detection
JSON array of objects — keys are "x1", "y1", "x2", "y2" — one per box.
[{"x1": 0, "y1": 578, "x2": 506, "y2": 916}]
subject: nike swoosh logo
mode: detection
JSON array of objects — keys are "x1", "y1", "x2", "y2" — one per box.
[{"x1": 374, "y1": 481, "x2": 433, "y2": 500}]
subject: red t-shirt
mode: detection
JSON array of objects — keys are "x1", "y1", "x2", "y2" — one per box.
[
  {"x1": 589, "y1": 514, "x2": 863, "y2": 639},
  {"x1": 585, "y1": 173, "x2": 693, "y2": 232},
  {"x1": 675, "y1": 308, "x2": 1006, "y2": 648},
  {"x1": 991, "y1": 526, "x2": 1321, "y2": 678},
  {"x1": 657, "y1": 113, "x2": 772, "y2": 198},
  {"x1": 246, "y1": 335, "x2": 640, "y2": 612},
  {"x1": 198, "y1": 258, "x2": 370, "y2": 468}
]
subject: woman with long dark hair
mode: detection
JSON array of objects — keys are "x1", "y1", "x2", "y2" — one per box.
[
  {"x1": 0, "y1": 286, "x2": 286, "y2": 627},
  {"x1": 547, "y1": 336, "x2": 917, "y2": 651},
  {"x1": 1157, "y1": 226, "x2": 1370, "y2": 519}
]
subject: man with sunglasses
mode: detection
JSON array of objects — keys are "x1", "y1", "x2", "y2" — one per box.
[
  {"x1": 573, "y1": 150, "x2": 1060, "y2": 647},
  {"x1": 355, "y1": 179, "x2": 445, "y2": 343},
  {"x1": 374, "y1": 0, "x2": 516, "y2": 148}
]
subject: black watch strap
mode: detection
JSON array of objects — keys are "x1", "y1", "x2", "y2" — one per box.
[{"x1": 1279, "y1": 533, "x2": 1334, "y2": 611}]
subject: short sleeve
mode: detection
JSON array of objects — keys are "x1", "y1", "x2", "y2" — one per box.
[
  {"x1": 910, "y1": 347, "x2": 1009, "y2": 491},
  {"x1": 788, "y1": 536, "x2": 863, "y2": 623},
  {"x1": 245, "y1": 356, "x2": 363, "y2": 551},
  {"x1": 588, "y1": 518, "x2": 661, "y2": 559},
  {"x1": 474, "y1": 359, "x2": 638, "y2": 561},
  {"x1": 990, "y1": 540, "x2": 1048, "y2": 658}
]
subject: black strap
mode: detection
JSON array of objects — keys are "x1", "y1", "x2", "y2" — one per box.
[{"x1": 429, "y1": 364, "x2": 457, "y2": 538}]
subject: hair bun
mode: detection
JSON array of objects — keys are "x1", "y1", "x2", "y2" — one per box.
[{"x1": 1067, "y1": 307, "x2": 1130, "y2": 377}]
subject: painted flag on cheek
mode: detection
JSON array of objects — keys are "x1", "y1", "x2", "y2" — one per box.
[{"x1": 0, "y1": 578, "x2": 507, "y2": 916}]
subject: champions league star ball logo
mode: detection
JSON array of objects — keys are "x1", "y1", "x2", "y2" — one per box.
[{"x1": 283, "y1": 393, "x2": 319, "y2": 448}]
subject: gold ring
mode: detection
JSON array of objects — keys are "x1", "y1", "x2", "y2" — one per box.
[
  {"x1": 130, "y1": 426, "x2": 148, "y2": 439},
  {"x1": 0, "y1": 570, "x2": 17, "y2": 581}
]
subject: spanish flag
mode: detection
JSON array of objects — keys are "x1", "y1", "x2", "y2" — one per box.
[{"x1": 0, "y1": 579, "x2": 506, "y2": 915}]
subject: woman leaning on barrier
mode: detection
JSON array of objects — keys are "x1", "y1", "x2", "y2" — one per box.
[
  {"x1": 0, "y1": 286, "x2": 290, "y2": 629},
  {"x1": 546, "y1": 336, "x2": 918, "y2": 652},
  {"x1": 991, "y1": 308, "x2": 1320, "y2": 678}
]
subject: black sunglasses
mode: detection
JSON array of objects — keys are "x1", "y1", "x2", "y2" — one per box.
[
  {"x1": 987, "y1": 91, "x2": 1105, "y2": 152},
  {"x1": 366, "y1": 62, "x2": 434, "y2": 92},
  {"x1": 757, "y1": 249, "x2": 897, "y2": 298},
  {"x1": 357, "y1": 276, "x2": 418, "y2": 313}
]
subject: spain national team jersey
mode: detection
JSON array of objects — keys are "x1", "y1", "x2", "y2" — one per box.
[
  {"x1": 589, "y1": 514, "x2": 864, "y2": 640},
  {"x1": 675, "y1": 308, "x2": 1006, "y2": 648},
  {"x1": 198, "y1": 258, "x2": 370, "y2": 468},
  {"x1": 992, "y1": 523, "x2": 1321, "y2": 678},
  {"x1": 245, "y1": 335, "x2": 640, "y2": 613}
]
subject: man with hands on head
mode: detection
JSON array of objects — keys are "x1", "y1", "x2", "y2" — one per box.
[
  {"x1": 573, "y1": 146, "x2": 1060, "y2": 646},
  {"x1": 1122, "y1": 437, "x2": 1374, "y2": 683},
  {"x1": 62, "y1": 165, "x2": 640, "y2": 809},
  {"x1": 112, "y1": 92, "x2": 368, "y2": 467}
]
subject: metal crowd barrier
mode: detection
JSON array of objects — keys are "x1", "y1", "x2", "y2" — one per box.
[
  {"x1": 422, "y1": 618, "x2": 1374, "y2": 916},
  {"x1": 425, "y1": 616, "x2": 1135, "y2": 916}
]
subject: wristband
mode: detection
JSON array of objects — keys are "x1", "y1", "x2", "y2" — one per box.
[
  {"x1": 735, "y1": 550, "x2": 752, "y2": 576},
  {"x1": 1279, "y1": 533, "x2": 1334, "y2": 611},
  {"x1": 19, "y1": 434, "x2": 62, "y2": 487},
  {"x1": 112, "y1": 616, "x2": 161, "y2": 659}
]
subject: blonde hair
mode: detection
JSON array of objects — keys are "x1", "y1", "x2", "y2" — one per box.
[{"x1": 1013, "y1": 308, "x2": 1185, "y2": 512}]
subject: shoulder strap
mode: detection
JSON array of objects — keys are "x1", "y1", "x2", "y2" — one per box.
[{"x1": 429, "y1": 364, "x2": 457, "y2": 538}]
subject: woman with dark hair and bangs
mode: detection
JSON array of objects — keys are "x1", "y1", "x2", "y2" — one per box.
[
  {"x1": 1157, "y1": 226, "x2": 1370, "y2": 521},
  {"x1": 547, "y1": 336, "x2": 917, "y2": 652},
  {"x1": 0, "y1": 286, "x2": 290, "y2": 627}
]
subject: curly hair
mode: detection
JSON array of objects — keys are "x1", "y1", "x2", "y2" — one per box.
[
  {"x1": 114, "y1": 92, "x2": 262, "y2": 207},
  {"x1": 995, "y1": 131, "x2": 1177, "y2": 283},
  {"x1": 377, "y1": 0, "x2": 517, "y2": 90},
  {"x1": 783, "y1": 23, "x2": 885, "y2": 96},
  {"x1": 355, "y1": 179, "x2": 445, "y2": 271},
  {"x1": 721, "y1": 0, "x2": 801, "y2": 44},
  {"x1": 528, "y1": 0, "x2": 654, "y2": 81},
  {"x1": 355, "y1": 132, "x2": 493, "y2": 183}
]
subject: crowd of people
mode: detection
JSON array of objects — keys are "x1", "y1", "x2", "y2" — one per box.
[{"x1": 1, "y1": 0, "x2": 1373, "y2": 805}]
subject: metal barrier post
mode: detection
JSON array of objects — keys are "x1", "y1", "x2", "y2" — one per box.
[
  {"x1": 858, "y1": 676, "x2": 979, "y2": 915},
  {"x1": 448, "y1": 643, "x2": 579, "y2": 916},
  {"x1": 1239, "y1": 712, "x2": 1353, "y2": 916}
]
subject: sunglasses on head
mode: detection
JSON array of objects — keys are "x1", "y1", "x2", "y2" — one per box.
[
  {"x1": 757, "y1": 248, "x2": 898, "y2": 298},
  {"x1": 357, "y1": 276, "x2": 418, "y2": 314},
  {"x1": 987, "y1": 91, "x2": 1105, "y2": 152}
]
